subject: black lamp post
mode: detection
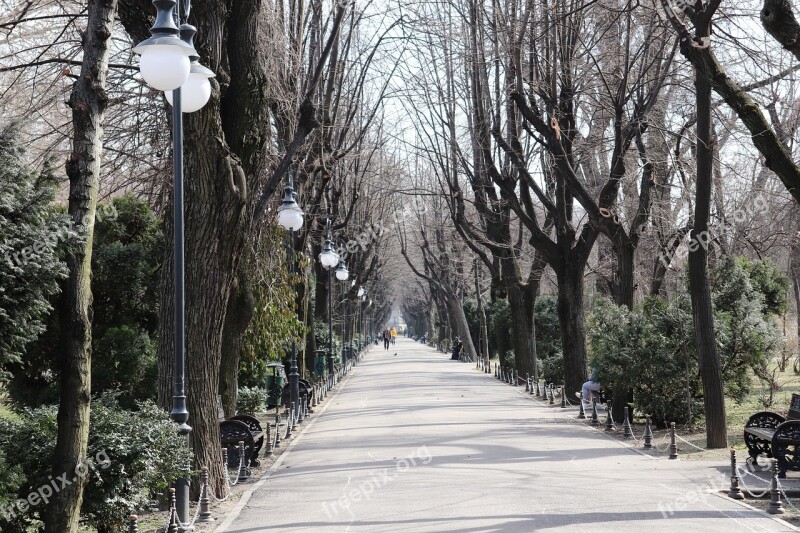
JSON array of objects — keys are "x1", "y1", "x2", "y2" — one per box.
[
  {"x1": 133, "y1": 0, "x2": 214, "y2": 526},
  {"x1": 318, "y1": 221, "x2": 339, "y2": 377},
  {"x1": 335, "y1": 259, "x2": 349, "y2": 364},
  {"x1": 277, "y1": 174, "x2": 304, "y2": 418}
]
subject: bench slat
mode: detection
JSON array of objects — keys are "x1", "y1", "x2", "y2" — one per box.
[{"x1": 745, "y1": 427, "x2": 777, "y2": 441}]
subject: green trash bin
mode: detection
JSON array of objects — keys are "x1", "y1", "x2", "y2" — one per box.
[
  {"x1": 314, "y1": 349, "x2": 327, "y2": 377},
  {"x1": 265, "y1": 362, "x2": 285, "y2": 408}
]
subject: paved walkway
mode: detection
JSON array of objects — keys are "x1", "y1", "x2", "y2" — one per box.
[{"x1": 217, "y1": 338, "x2": 797, "y2": 532}]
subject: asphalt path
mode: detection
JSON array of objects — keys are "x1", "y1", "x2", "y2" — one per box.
[{"x1": 217, "y1": 337, "x2": 797, "y2": 533}]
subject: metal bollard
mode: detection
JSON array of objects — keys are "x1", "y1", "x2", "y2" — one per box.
[
  {"x1": 668, "y1": 422, "x2": 678, "y2": 459},
  {"x1": 561, "y1": 385, "x2": 567, "y2": 408},
  {"x1": 298, "y1": 400, "x2": 305, "y2": 423},
  {"x1": 604, "y1": 404, "x2": 616, "y2": 432},
  {"x1": 494, "y1": 364, "x2": 498, "y2": 378},
  {"x1": 548, "y1": 384, "x2": 555, "y2": 405},
  {"x1": 198, "y1": 467, "x2": 214, "y2": 522},
  {"x1": 643, "y1": 415, "x2": 654, "y2": 448},
  {"x1": 577, "y1": 398, "x2": 586, "y2": 419},
  {"x1": 622, "y1": 406, "x2": 633, "y2": 438},
  {"x1": 222, "y1": 447, "x2": 229, "y2": 470},
  {"x1": 128, "y1": 514, "x2": 138, "y2": 533},
  {"x1": 265, "y1": 424, "x2": 274, "y2": 456},
  {"x1": 534, "y1": 380, "x2": 540, "y2": 397},
  {"x1": 238, "y1": 441, "x2": 249, "y2": 481},
  {"x1": 525, "y1": 374, "x2": 530, "y2": 392},
  {"x1": 728, "y1": 449, "x2": 744, "y2": 500},
  {"x1": 275, "y1": 419, "x2": 282, "y2": 447},
  {"x1": 510, "y1": 369, "x2": 516, "y2": 386},
  {"x1": 167, "y1": 488, "x2": 178, "y2": 533},
  {"x1": 591, "y1": 400, "x2": 600, "y2": 426},
  {"x1": 286, "y1": 407, "x2": 293, "y2": 438},
  {"x1": 768, "y1": 459, "x2": 785, "y2": 514}
]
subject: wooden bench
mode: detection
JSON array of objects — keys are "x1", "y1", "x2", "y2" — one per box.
[
  {"x1": 220, "y1": 415, "x2": 265, "y2": 476},
  {"x1": 744, "y1": 393, "x2": 800, "y2": 478}
]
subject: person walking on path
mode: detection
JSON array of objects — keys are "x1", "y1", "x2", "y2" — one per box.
[
  {"x1": 383, "y1": 328, "x2": 391, "y2": 350},
  {"x1": 390, "y1": 327, "x2": 397, "y2": 345}
]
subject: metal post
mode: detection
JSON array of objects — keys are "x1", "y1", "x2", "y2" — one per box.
[
  {"x1": 169, "y1": 42, "x2": 191, "y2": 526},
  {"x1": 577, "y1": 398, "x2": 586, "y2": 419},
  {"x1": 548, "y1": 384, "x2": 555, "y2": 405},
  {"x1": 768, "y1": 459, "x2": 785, "y2": 514},
  {"x1": 288, "y1": 230, "x2": 300, "y2": 414},
  {"x1": 266, "y1": 424, "x2": 274, "y2": 457},
  {"x1": 129, "y1": 515, "x2": 139, "y2": 533},
  {"x1": 237, "y1": 441, "x2": 248, "y2": 481},
  {"x1": 329, "y1": 267, "x2": 335, "y2": 376},
  {"x1": 198, "y1": 467, "x2": 214, "y2": 522},
  {"x1": 591, "y1": 400, "x2": 599, "y2": 426},
  {"x1": 604, "y1": 404, "x2": 616, "y2": 432},
  {"x1": 643, "y1": 415, "x2": 654, "y2": 448},
  {"x1": 728, "y1": 449, "x2": 744, "y2": 499},
  {"x1": 622, "y1": 406, "x2": 633, "y2": 438},
  {"x1": 168, "y1": 488, "x2": 179, "y2": 533},
  {"x1": 525, "y1": 374, "x2": 530, "y2": 392},
  {"x1": 561, "y1": 385, "x2": 567, "y2": 408},
  {"x1": 668, "y1": 422, "x2": 678, "y2": 459}
]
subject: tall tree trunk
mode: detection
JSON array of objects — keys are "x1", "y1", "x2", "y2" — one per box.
[
  {"x1": 612, "y1": 237, "x2": 635, "y2": 421},
  {"x1": 556, "y1": 260, "x2": 589, "y2": 398},
  {"x1": 791, "y1": 241, "x2": 800, "y2": 360},
  {"x1": 219, "y1": 269, "x2": 255, "y2": 418},
  {"x1": 446, "y1": 296, "x2": 477, "y2": 361},
  {"x1": 45, "y1": 1, "x2": 117, "y2": 531},
  {"x1": 474, "y1": 263, "x2": 490, "y2": 367},
  {"x1": 690, "y1": 53, "x2": 727, "y2": 448},
  {"x1": 507, "y1": 282, "x2": 535, "y2": 379}
]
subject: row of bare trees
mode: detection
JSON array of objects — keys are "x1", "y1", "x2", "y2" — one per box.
[
  {"x1": 394, "y1": 0, "x2": 800, "y2": 447},
  {"x1": 1, "y1": 0, "x2": 402, "y2": 528}
]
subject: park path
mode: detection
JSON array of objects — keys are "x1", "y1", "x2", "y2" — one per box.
[{"x1": 216, "y1": 338, "x2": 797, "y2": 533}]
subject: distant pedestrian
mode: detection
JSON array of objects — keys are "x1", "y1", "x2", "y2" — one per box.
[
  {"x1": 390, "y1": 327, "x2": 397, "y2": 345},
  {"x1": 383, "y1": 328, "x2": 391, "y2": 350}
]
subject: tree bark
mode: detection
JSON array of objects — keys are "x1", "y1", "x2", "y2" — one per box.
[
  {"x1": 219, "y1": 269, "x2": 255, "y2": 418},
  {"x1": 556, "y1": 260, "x2": 589, "y2": 397},
  {"x1": 474, "y1": 263, "x2": 490, "y2": 367},
  {"x1": 46, "y1": 0, "x2": 117, "y2": 531},
  {"x1": 689, "y1": 44, "x2": 728, "y2": 448}
]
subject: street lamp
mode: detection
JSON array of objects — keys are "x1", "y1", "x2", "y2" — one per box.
[
  {"x1": 277, "y1": 174, "x2": 303, "y2": 421},
  {"x1": 319, "y1": 221, "x2": 338, "y2": 378},
  {"x1": 133, "y1": 0, "x2": 214, "y2": 525}
]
